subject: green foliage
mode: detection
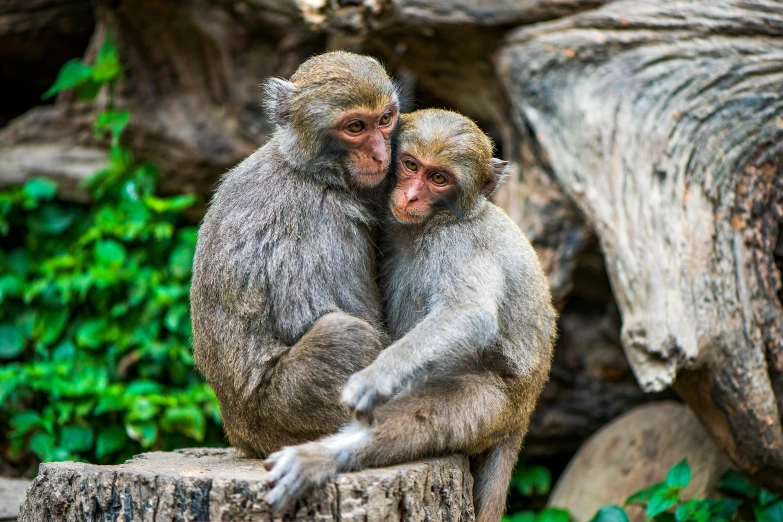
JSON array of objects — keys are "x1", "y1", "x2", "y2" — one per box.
[
  {"x1": 584, "y1": 460, "x2": 780, "y2": 522},
  {"x1": 505, "y1": 508, "x2": 570, "y2": 522},
  {"x1": 42, "y1": 35, "x2": 121, "y2": 101},
  {"x1": 0, "y1": 35, "x2": 220, "y2": 466},
  {"x1": 504, "y1": 460, "x2": 780, "y2": 522},
  {"x1": 589, "y1": 506, "x2": 630, "y2": 522},
  {"x1": 513, "y1": 465, "x2": 553, "y2": 497}
]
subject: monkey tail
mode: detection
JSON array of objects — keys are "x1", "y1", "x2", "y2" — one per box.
[{"x1": 472, "y1": 433, "x2": 524, "y2": 522}]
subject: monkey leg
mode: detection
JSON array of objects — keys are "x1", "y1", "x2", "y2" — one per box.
[
  {"x1": 264, "y1": 372, "x2": 522, "y2": 521},
  {"x1": 223, "y1": 311, "x2": 385, "y2": 458}
]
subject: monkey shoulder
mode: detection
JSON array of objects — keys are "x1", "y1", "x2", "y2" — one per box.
[{"x1": 194, "y1": 144, "x2": 382, "y2": 337}]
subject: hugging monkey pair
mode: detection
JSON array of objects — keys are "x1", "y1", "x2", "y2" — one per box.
[{"x1": 190, "y1": 52, "x2": 556, "y2": 522}]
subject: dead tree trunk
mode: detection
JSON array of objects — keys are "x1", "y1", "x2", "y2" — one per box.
[{"x1": 497, "y1": 0, "x2": 783, "y2": 489}]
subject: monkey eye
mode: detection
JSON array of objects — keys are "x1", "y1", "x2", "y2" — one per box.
[
  {"x1": 431, "y1": 173, "x2": 448, "y2": 185},
  {"x1": 403, "y1": 159, "x2": 419, "y2": 172},
  {"x1": 346, "y1": 121, "x2": 365, "y2": 133},
  {"x1": 379, "y1": 112, "x2": 392, "y2": 126}
]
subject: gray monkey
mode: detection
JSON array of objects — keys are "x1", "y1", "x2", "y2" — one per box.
[
  {"x1": 190, "y1": 52, "x2": 400, "y2": 458},
  {"x1": 263, "y1": 109, "x2": 557, "y2": 522}
]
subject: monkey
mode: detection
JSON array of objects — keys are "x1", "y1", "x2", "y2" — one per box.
[
  {"x1": 262, "y1": 109, "x2": 557, "y2": 522},
  {"x1": 189, "y1": 52, "x2": 401, "y2": 459}
]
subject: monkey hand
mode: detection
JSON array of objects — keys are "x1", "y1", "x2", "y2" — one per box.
[
  {"x1": 262, "y1": 443, "x2": 338, "y2": 515},
  {"x1": 341, "y1": 365, "x2": 396, "y2": 422}
]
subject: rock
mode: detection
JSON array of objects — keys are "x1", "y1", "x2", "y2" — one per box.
[
  {"x1": 0, "y1": 477, "x2": 31, "y2": 521},
  {"x1": 548, "y1": 402, "x2": 729, "y2": 522},
  {"x1": 19, "y1": 448, "x2": 474, "y2": 522}
]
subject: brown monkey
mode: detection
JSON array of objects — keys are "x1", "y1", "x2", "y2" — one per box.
[
  {"x1": 263, "y1": 109, "x2": 557, "y2": 522},
  {"x1": 190, "y1": 52, "x2": 400, "y2": 458}
]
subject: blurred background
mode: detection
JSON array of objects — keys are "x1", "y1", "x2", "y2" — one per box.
[{"x1": 1, "y1": 1, "x2": 782, "y2": 521}]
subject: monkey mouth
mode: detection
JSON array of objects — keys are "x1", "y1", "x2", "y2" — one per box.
[
  {"x1": 390, "y1": 203, "x2": 425, "y2": 224},
  {"x1": 354, "y1": 169, "x2": 387, "y2": 186}
]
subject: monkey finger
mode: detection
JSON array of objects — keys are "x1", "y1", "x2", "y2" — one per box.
[
  {"x1": 353, "y1": 389, "x2": 381, "y2": 416},
  {"x1": 264, "y1": 469, "x2": 307, "y2": 515},
  {"x1": 263, "y1": 451, "x2": 283, "y2": 471}
]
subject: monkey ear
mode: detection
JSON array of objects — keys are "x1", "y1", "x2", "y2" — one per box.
[
  {"x1": 482, "y1": 158, "x2": 510, "y2": 197},
  {"x1": 262, "y1": 77, "x2": 296, "y2": 126}
]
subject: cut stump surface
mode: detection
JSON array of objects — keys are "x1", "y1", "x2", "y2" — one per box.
[{"x1": 18, "y1": 448, "x2": 474, "y2": 522}]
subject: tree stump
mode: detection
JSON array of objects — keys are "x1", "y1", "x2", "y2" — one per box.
[{"x1": 18, "y1": 448, "x2": 474, "y2": 522}]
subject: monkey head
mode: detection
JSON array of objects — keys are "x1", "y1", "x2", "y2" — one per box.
[
  {"x1": 390, "y1": 109, "x2": 509, "y2": 225},
  {"x1": 263, "y1": 52, "x2": 400, "y2": 188}
]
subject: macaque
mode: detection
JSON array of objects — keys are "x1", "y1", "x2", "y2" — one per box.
[
  {"x1": 263, "y1": 109, "x2": 557, "y2": 522},
  {"x1": 190, "y1": 52, "x2": 400, "y2": 458}
]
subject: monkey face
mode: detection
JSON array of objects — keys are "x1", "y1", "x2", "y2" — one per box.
[
  {"x1": 334, "y1": 105, "x2": 398, "y2": 188},
  {"x1": 391, "y1": 109, "x2": 510, "y2": 224},
  {"x1": 390, "y1": 153, "x2": 457, "y2": 224}
]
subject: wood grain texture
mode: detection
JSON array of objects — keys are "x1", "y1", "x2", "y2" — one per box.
[
  {"x1": 497, "y1": 0, "x2": 783, "y2": 489},
  {"x1": 19, "y1": 448, "x2": 474, "y2": 522}
]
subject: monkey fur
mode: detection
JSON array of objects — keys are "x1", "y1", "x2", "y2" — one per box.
[
  {"x1": 190, "y1": 52, "x2": 400, "y2": 458},
  {"x1": 263, "y1": 109, "x2": 557, "y2": 522}
]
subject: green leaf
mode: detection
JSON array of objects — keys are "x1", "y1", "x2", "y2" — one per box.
[
  {"x1": 0, "y1": 322, "x2": 26, "y2": 359},
  {"x1": 95, "y1": 426, "x2": 127, "y2": 459},
  {"x1": 75, "y1": 319, "x2": 106, "y2": 348},
  {"x1": 95, "y1": 110, "x2": 131, "y2": 140},
  {"x1": 27, "y1": 204, "x2": 77, "y2": 235},
  {"x1": 30, "y1": 432, "x2": 56, "y2": 461},
  {"x1": 93, "y1": 34, "x2": 121, "y2": 82},
  {"x1": 665, "y1": 459, "x2": 691, "y2": 490},
  {"x1": 760, "y1": 489, "x2": 781, "y2": 507},
  {"x1": 646, "y1": 488, "x2": 678, "y2": 519},
  {"x1": 125, "y1": 380, "x2": 162, "y2": 396},
  {"x1": 94, "y1": 392, "x2": 126, "y2": 415},
  {"x1": 60, "y1": 425, "x2": 94, "y2": 453},
  {"x1": 718, "y1": 470, "x2": 759, "y2": 497},
  {"x1": 652, "y1": 515, "x2": 675, "y2": 522},
  {"x1": 513, "y1": 465, "x2": 553, "y2": 496},
  {"x1": 75, "y1": 77, "x2": 102, "y2": 101},
  {"x1": 505, "y1": 512, "x2": 537, "y2": 522},
  {"x1": 536, "y1": 508, "x2": 570, "y2": 522},
  {"x1": 704, "y1": 498, "x2": 741, "y2": 518},
  {"x1": 42, "y1": 59, "x2": 93, "y2": 99},
  {"x1": 94, "y1": 239, "x2": 127, "y2": 267},
  {"x1": 169, "y1": 243, "x2": 195, "y2": 279},
  {"x1": 52, "y1": 341, "x2": 77, "y2": 362},
  {"x1": 0, "y1": 274, "x2": 24, "y2": 302},
  {"x1": 127, "y1": 397, "x2": 159, "y2": 422},
  {"x1": 674, "y1": 500, "x2": 709, "y2": 522},
  {"x1": 626, "y1": 483, "x2": 668, "y2": 506},
  {"x1": 161, "y1": 405, "x2": 206, "y2": 441},
  {"x1": 22, "y1": 178, "x2": 58, "y2": 201},
  {"x1": 143, "y1": 194, "x2": 197, "y2": 213},
  {"x1": 756, "y1": 500, "x2": 783, "y2": 522},
  {"x1": 126, "y1": 421, "x2": 158, "y2": 447},
  {"x1": 11, "y1": 411, "x2": 43, "y2": 435},
  {"x1": 589, "y1": 506, "x2": 629, "y2": 522},
  {"x1": 33, "y1": 309, "x2": 69, "y2": 346},
  {"x1": 6, "y1": 249, "x2": 32, "y2": 277}
]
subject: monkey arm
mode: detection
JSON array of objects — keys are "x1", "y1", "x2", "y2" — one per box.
[{"x1": 341, "y1": 301, "x2": 500, "y2": 420}]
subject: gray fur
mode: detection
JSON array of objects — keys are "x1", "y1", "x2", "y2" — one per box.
[
  {"x1": 190, "y1": 138, "x2": 387, "y2": 456},
  {"x1": 264, "y1": 182, "x2": 556, "y2": 522}
]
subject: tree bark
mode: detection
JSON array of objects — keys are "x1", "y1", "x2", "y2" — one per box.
[
  {"x1": 19, "y1": 448, "x2": 474, "y2": 522},
  {"x1": 497, "y1": 0, "x2": 783, "y2": 489}
]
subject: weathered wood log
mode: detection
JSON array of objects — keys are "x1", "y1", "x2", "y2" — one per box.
[
  {"x1": 497, "y1": 0, "x2": 783, "y2": 489},
  {"x1": 18, "y1": 448, "x2": 474, "y2": 522},
  {"x1": 0, "y1": 0, "x2": 321, "y2": 196}
]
